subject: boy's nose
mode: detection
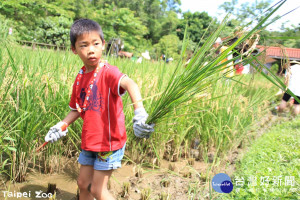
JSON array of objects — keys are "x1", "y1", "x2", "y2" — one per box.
[{"x1": 88, "y1": 46, "x2": 95, "y2": 54}]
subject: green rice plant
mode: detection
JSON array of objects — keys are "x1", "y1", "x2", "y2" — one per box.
[
  {"x1": 0, "y1": 121, "x2": 17, "y2": 179},
  {"x1": 159, "y1": 192, "x2": 170, "y2": 200},
  {"x1": 160, "y1": 178, "x2": 170, "y2": 187},
  {"x1": 120, "y1": 181, "x2": 130, "y2": 198},
  {"x1": 146, "y1": 0, "x2": 288, "y2": 125},
  {"x1": 0, "y1": 44, "x2": 83, "y2": 181},
  {"x1": 0, "y1": 42, "x2": 279, "y2": 182},
  {"x1": 140, "y1": 188, "x2": 151, "y2": 200},
  {"x1": 187, "y1": 180, "x2": 202, "y2": 199}
]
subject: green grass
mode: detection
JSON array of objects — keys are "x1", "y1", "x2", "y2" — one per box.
[{"x1": 221, "y1": 116, "x2": 300, "y2": 199}]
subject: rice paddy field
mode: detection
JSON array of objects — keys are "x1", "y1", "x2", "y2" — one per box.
[{"x1": 3, "y1": 37, "x2": 298, "y2": 200}]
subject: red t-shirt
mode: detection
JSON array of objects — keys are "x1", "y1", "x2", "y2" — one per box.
[{"x1": 69, "y1": 63, "x2": 127, "y2": 152}]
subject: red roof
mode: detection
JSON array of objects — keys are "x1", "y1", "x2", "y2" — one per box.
[{"x1": 257, "y1": 45, "x2": 300, "y2": 59}]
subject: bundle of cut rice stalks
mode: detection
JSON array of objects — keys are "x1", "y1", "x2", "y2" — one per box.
[{"x1": 146, "y1": 0, "x2": 292, "y2": 125}]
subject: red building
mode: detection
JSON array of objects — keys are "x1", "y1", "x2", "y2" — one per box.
[{"x1": 256, "y1": 45, "x2": 300, "y2": 74}]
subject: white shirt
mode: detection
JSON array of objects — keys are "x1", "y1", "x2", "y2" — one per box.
[{"x1": 288, "y1": 64, "x2": 300, "y2": 96}]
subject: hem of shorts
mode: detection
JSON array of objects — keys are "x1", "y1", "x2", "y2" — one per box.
[
  {"x1": 94, "y1": 163, "x2": 122, "y2": 170},
  {"x1": 79, "y1": 163, "x2": 93, "y2": 166},
  {"x1": 77, "y1": 158, "x2": 94, "y2": 166}
]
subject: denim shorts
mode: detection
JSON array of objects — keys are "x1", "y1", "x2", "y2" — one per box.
[{"x1": 78, "y1": 144, "x2": 126, "y2": 170}]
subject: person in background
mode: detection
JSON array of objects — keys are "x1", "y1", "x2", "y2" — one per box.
[
  {"x1": 213, "y1": 37, "x2": 235, "y2": 78},
  {"x1": 234, "y1": 59, "x2": 244, "y2": 75},
  {"x1": 277, "y1": 61, "x2": 300, "y2": 115}
]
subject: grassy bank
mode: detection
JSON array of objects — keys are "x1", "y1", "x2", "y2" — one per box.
[{"x1": 221, "y1": 116, "x2": 300, "y2": 199}]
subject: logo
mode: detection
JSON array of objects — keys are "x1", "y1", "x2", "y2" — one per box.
[
  {"x1": 80, "y1": 84, "x2": 103, "y2": 112},
  {"x1": 212, "y1": 173, "x2": 233, "y2": 193},
  {"x1": 2, "y1": 190, "x2": 52, "y2": 198}
]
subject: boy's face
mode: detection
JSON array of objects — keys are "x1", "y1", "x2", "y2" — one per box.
[{"x1": 72, "y1": 31, "x2": 105, "y2": 69}]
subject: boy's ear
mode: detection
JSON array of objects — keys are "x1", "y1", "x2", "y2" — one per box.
[
  {"x1": 102, "y1": 40, "x2": 105, "y2": 50},
  {"x1": 71, "y1": 46, "x2": 77, "y2": 54}
]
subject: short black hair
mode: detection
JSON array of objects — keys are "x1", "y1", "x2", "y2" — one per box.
[{"x1": 70, "y1": 19, "x2": 104, "y2": 48}]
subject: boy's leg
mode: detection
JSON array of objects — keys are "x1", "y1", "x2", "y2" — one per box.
[
  {"x1": 89, "y1": 144, "x2": 125, "y2": 200},
  {"x1": 77, "y1": 165, "x2": 94, "y2": 200},
  {"x1": 90, "y1": 169, "x2": 114, "y2": 200}
]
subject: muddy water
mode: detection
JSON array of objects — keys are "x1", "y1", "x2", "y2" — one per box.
[
  {"x1": 1, "y1": 159, "x2": 210, "y2": 200},
  {"x1": 2, "y1": 173, "x2": 78, "y2": 200}
]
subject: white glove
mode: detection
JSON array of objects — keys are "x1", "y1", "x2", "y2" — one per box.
[
  {"x1": 45, "y1": 121, "x2": 68, "y2": 143},
  {"x1": 132, "y1": 107, "x2": 154, "y2": 138}
]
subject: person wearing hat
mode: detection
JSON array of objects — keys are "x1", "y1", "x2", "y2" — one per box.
[
  {"x1": 213, "y1": 37, "x2": 234, "y2": 78},
  {"x1": 277, "y1": 60, "x2": 300, "y2": 115}
]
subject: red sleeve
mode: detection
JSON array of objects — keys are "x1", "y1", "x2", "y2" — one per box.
[
  {"x1": 69, "y1": 81, "x2": 77, "y2": 110},
  {"x1": 106, "y1": 65, "x2": 126, "y2": 96}
]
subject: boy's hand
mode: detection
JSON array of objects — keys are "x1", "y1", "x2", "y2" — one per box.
[
  {"x1": 45, "y1": 121, "x2": 68, "y2": 143},
  {"x1": 132, "y1": 107, "x2": 154, "y2": 138}
]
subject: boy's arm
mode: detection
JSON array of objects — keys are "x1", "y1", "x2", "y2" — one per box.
[
  {"x1": 62, "y1": 110, "x2": 80, "y2": 125},
  {"x1": 120, "y1": 76, "x2": 154, "y2": 138},
  {"x1": 120, "y1": 76, "x2": 143, "y2": 110}
]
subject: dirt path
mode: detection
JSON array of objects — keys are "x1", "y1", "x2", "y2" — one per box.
[{"x1": 1, "y1": 111, "x2": 293, "y2": 200}]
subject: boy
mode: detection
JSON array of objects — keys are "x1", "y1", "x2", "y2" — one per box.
[{"x1": 44, "y1": 19, "x2": 154, "y2": 200}]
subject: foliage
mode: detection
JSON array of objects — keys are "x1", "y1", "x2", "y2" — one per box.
[
  {"x1": 0, "y1": 14, "x2": 17, "y2": 41},
  {"x1": 260, "y1": 23, "x2": 300, "y2": 48},
  {"x1": 219, "y1": 0, "x2": 273, "y2": 25},
  {"x1": 0, "y1": 0, "x2": 182, "y2": 52},
  {"x1": 0, "y1": 0, "x2": 71, "y2": 25},
  {"x1": 160, "y1": 11, "x2": 180, "y2": 37},
  {"x1": 177, "y1": 11, "x2": 217, "y2": 45},
  {"x1": 218, "y1": 0, "x2": 300, "y2": 48},
  {"x1": 153, "y1": 34, "x2": 181, "y2": 60},
  {"x1": 30, "y1": 16, "x2": 72, "y2": 46},
  {"x1": 0, "y1": 0, "x2": 299, "y2": 52},
  {"x1": 94, "y1": 5, "x2": 148, "y2": 52}
]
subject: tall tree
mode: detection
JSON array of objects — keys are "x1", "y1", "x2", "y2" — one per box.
[
  {"x1": 160, "y1": 11, "x2": 180, "y2": 37},
  {"x1": 73, "y1": 0, "x2": 93, "y2": 20},
  {"x1": 177, "y1": 11, "x2": 217, "y2": 45},
  {"x1": 219, "y1": 0, "x2": 238, "y2": 13},
  {"x1": 219, "y1": 0, "x2": 273, "y2": 25},
  {"x1": 161, "y1": 0, "x2": 181, "y2": 12},
  {"x1": 0, "y1": 0, "x2": 73, "y2": 41},
  {"x1": 260, "y1": 23, "x2": 300, "y2": 48},
  {"x1": 94, "y1": 5, "x2": 147, "y2": 51}
]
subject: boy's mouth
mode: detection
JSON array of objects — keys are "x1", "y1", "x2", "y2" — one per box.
[{"x1": 88, "y1": 57, "x2": 97, "y2": 61}]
